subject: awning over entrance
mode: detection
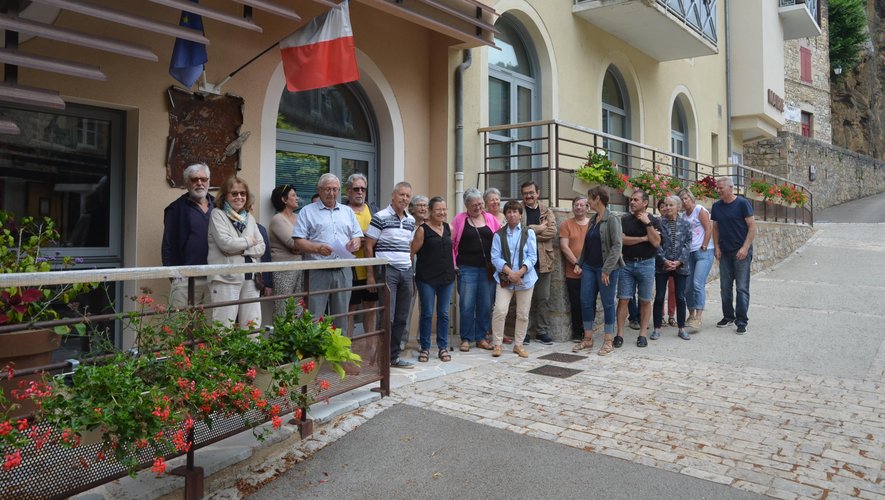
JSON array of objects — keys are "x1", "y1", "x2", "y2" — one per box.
[{"x1": 0, "y1": 0, "x2": 497, "y2": 120}]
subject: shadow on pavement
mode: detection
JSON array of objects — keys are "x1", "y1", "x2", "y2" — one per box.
[{"x1": 248, "y1": 404, "x2": 763, "y2": 500}]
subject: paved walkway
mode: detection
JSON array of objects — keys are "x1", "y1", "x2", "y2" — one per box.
[{"x1": 235, "y1": 221, "x2": 885, "y2": 500}]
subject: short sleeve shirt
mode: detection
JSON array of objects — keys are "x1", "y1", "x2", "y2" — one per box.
[
  {"x1": 366, "y1": 205, "x2": 415, "y2": 271},
  {"x1": 621, "y1": 213, "x2": 660, "y2": 260},
  {"x1": 560, "y1": 218, "x2": 589, "y2": 279},
  {"x1": 711, "y1": 197, "x2": 754, "y2": 254},
  {"x1": 292, "y1": 201, "x2": 363, "y2": 261}
]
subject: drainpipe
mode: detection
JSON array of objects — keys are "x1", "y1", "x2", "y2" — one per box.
[
  {"x1": 454, "y1": 49, "x2": 472, "y2": 213},
  {"x1": 724, "y1": 0, "x2": 733, "y2": 169}
]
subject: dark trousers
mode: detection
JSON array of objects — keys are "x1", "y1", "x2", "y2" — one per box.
[
  {"x1": 565, "y1": 277, "x2": 583, "y2": 339},
  {"x1": 653, "y1": 272, "x2": 687, "y2": 329}
]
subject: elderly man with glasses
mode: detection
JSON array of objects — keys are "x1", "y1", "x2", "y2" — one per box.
[
  {"x1": 162, "y1": 163, "x2": 215, "y2": 307},
  {"x1": 293, "y1": 173, "x2": 364, "y2": 330}
]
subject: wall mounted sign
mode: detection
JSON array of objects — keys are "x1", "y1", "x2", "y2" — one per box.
[
  {"x1": 165, "y1": 87, "x2": 247, "y2": 188},
  {"x1": 767, "y1": 89, "x2": 785, "y2": 112},
  {"x1": 784, "y1": 104, "x2": 802, "y2": 122}
]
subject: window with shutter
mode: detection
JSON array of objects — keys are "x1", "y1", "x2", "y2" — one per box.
[{"x1": 800, "y1": 47, "x2": 812, "y2": 83}]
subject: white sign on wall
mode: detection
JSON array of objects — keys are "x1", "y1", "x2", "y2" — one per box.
[{"x1": 785, "y1": 105, "x2": 802, "y2": 122}]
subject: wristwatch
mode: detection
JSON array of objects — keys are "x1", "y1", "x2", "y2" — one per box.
[
  {"x1": 701, "y1": 246, "x2": 708, "y2": 251},
  {"x1": 644, "y1": 221, "x2": 652, "y2": 227}
]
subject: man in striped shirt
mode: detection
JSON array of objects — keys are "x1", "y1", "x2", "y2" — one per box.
[{"x1": 366, "y1": 181, "x2": 416, "y2": 368}]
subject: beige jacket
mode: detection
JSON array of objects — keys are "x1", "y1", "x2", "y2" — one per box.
[
  {"x1": 207, "y1": 208, "x2": 266, "y2": 284},
  {"x1": 521, "y1": 201, "x2": 557, "y2": 273}
]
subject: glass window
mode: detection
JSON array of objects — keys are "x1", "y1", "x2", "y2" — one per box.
[
  {"x1": 489, "y1": 21, "x2": 533, "y2": 76},
  {"x1": 277, "y1": 84, "x2": 371, "y2": 142},
  {"x1": 601, "y1": 67, "x2": 629, "y2": 170},
  {"x1": 671, "y1": 100, "x2": 689, "y2": 179}
]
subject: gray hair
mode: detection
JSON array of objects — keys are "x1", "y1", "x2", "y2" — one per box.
[
  {"x1": 393, "y1": 181, "x2": 412, "y2": 194},
  {"x1": 409, "y1": 194, "x2": 429, "y2": 213},
  {"x1": 317, "y1": 173, "x2": 340, "y2": 189},
  {"x1": 574, "y1": 194, "x2": 588, "y2": 204},
  {"x1": 666, "y1": 195, "x2": 682, "y2": 207},
  {"x1": 345, "y1": 172, "x2": 368, "y2": 190},
  {"x1": 483, "y1": 187, "x2": 501, "y2": 201},
  {"x1": 463, "y1": 187, "x2": 482, "y2": 205},
  {"x1": 182, "y1": 163, "x2": 209, "y2": 183},
  {"x1": 715, "y1": 176, "x2": 734, "y2": 188}
]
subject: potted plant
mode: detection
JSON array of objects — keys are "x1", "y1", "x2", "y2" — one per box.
[
  {"x1": 628, "y1": 171, "x2": 683, "y2": 206},
  {"x1": 779, "y1": 183, "x2": 809, "y2": 208},
  {"x1": 266, "y1": 299, "x2": 362, "y2": 381},
  {"x1": 1, "y1": 211, "x2": 96, "y2": 418},
  {"x1": 747, "y1": 178, "x2": 781, "y2": 202},
  {"x1": 573, "y1": 150, "x2": 629, "y2": 195},
  {"x1": 689, "y1": 175, "x2": 719, "y2": 208}
]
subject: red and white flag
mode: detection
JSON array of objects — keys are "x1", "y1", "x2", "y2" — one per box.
[{"x1": 280, "y1": 1, "x2": 359, "y2": 92}]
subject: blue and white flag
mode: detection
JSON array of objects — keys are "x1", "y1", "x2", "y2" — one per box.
[{"x1": 169, "y1": 0, "x2": 208, "y2": 88}]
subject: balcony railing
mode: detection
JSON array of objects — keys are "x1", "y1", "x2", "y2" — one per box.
[
  {"x1": 779, "y1": 0, "x2": 818, "y2": 23},
  {"x1": 572, "y1": 0, "x2": 717, "y2": 60},
  {"x1": 660, "y1": 0, "x2": 718, "y2": 45},
  {"x1": 0, "y1": 259, "x2": 391, "y2": 499},
  {"x1": 477, "y1": 119, "x2": 813, "y2": 226}
]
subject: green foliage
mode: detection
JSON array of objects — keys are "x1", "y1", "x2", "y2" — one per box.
[
  {"x1": 575, "y1": 150, "x2": 629, "y2": 190},
  {"x1": 829, "y1": 0, "x2": 868, "y2": 78}
]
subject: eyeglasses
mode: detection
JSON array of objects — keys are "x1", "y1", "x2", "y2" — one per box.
[
  {"x1": 189, "y1": 176, "x2": 209, "y2": 184},
  {"x1": 229, "y1": 191, "x2": 247, "y2": 198},
  {"x1": 320, "y1": 187, "x2": 340, "y2": 193},
  {"x1": 350, "y1": 186, "x2": 367, "y2": 192}
]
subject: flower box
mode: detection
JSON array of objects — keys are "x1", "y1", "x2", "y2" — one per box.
[
  {"x1": 572, "y1": 178, "x2": 600, "y2": 196},
  {"x1": 253, "y1": 357, "x2": 322, "y2": 392}
]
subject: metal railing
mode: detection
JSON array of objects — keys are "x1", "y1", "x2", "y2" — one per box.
[
  {"x1": 477, "y1": 119, "x2": 813, "y2": 225},
  {"x1": 779, "y1": 0, "x2": 819, "y2": 24},
  {"x1": 0, "y1": 259, "x2": 391, "y2": 499},
  {"x1": 661, "y1": 0, "x2": 718, "y2": 45}
]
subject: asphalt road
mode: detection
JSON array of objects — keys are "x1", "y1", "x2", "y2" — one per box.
[
  {"x1": 815, "y1": 191, "x2": 885, "y2": 222},
  {"x1": 248, "y1": 404, "x2": 763, "y2": 500}
]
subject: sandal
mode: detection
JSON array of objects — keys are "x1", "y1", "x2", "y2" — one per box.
[
  {"x1": 418, "y1": 350, "x2": 429, "y2": 363},
  {"x1": 438, "y1": 349, "x2": 451, "y2": 362},
  {"x1": 459, "y1": 341, "x2": 470, "y2": 352},
  {"x1": 572, "y1": 337, "x2": 594, "y2": 352},
  {"x1": 668, "y1": 317, "x2": 677, "y2": 327},
  {"x1": 597, "y1": 338, "x2": 614, "y2": 356}
]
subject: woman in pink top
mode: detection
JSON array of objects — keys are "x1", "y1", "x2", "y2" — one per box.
[{"x1": 451, "y1": 188, "x2": 502, "y2": 352}]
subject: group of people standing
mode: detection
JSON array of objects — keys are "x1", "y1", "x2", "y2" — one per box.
[{"x1": 163, "y1": 164, "x2": 756, "y2": 367}]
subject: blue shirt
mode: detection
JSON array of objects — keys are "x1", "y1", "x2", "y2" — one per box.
[
  {"x1": 491, "y1": 223, "x2": 538, "y2": 290},
  {"x1": 292, "y1": 201, "x2": 363, "y2": 261},
  {"x1": 711, "y1": 196, "x2": 754, "y2": 254}
]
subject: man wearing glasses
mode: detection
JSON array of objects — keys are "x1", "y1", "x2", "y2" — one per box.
[
  {"x1": 345, "y1": 173, "x2": 378, "y2": 337},
  {"x1": 293, "y1": 173, "x2": 363, "y2": 330},
  {"x1": 162, "y1": 163, "x2": 215, "y2": 308}
]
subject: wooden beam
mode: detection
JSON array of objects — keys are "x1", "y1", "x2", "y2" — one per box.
[
  {"x1": 0, "y1": 13, "x2": 158, "y2": 61},
  {"x1": 231, "y1": 0, "x2": 301, "y2": 22},
  {"x1": 0, "y1": 48, "x2": 106, "y2": 80},
  {"x1": 412, "y1": 0, "x2": 498, "y2": 35},
  {"x1": 0, "y1": 82, "x2": 65, "y2": 109},
  {"x1": 28, "y1": 0, "x2": 210, "y2": 44},
  {"x1": 146, "y1": 0, "x2": 262, "y2": 32}
]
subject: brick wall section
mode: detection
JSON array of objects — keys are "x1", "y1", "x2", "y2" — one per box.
[
  {"x1": 783, "y1": 0, "x2": 832, "y2": 143},
  {"x1": 542, "y1": 209, "x2": 815, "y2": 341},
  {"x1": 744, "y1": 131, "x2": 885, "y2": 210}
]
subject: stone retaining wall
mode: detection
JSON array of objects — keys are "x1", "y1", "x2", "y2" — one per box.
[
  {"x1": 743, "y1": 132, "x2": 885, "y2": 210},
  {"x1": 543, "y1": 209, "x2": 815, "y2": 341}
]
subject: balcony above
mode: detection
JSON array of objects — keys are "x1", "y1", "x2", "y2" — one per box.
[
  {"x1": 779, "y1": 0, "x2": 821, "y2": 40},
  {"x1": 572, "y1": 0, "x2": 718, "y2": 61}
]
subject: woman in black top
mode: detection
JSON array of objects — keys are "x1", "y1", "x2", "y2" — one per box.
[{"x1": 411, "y1": 197, "x2": 456, "y2": 362}]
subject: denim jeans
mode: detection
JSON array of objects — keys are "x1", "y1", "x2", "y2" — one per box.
[
  {"x1": 653, "y1": 272, "x2": 687, "y2": 328},
  {"x1": 686, "y1": 248, "x2": 714, "y2": 311},
  {"x1": 718, "y1": 251, "x2": 752, "y2": 327},
  {"x1": 617, "y1": 258, "x2": 655, "y2": 302},
  {"x1": 386, "y1": 265, "x2": 414, "y2": 361},
  {"x1": 580, "y1": 264, "x2": 620, "y2": 334},
  {"x1": 416, "y1": 280, "x2": 454, "y2": 351},
  {"x1": 457, "y1": 265, "x2": 492, "y2": 342}
]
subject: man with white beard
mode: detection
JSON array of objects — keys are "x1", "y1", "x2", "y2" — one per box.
[{"x1": 162, "y1": 163, "x2": 215, "y2": 307}]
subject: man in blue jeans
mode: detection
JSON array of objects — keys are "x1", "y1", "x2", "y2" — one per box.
[
  {"x1": 710, "y1": 177, "x2": 756, "y2": 334},
  {"x1": 615, "y1": 190, "x2": 661, "y2": 348}
]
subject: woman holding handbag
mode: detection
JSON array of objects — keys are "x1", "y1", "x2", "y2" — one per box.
[{"x1": 450, "y1": 188, "x2": 501, "y2": 352}]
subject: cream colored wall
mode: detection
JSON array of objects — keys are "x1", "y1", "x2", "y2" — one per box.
[
  {"x1": 456, "y1": 0, "x2": 730, "y2": 203},
  {"x1": 15, "y1": 2, "x2": 445, "y2": 288},
  {"x1": 729, "y1": 0, "x2": 786, "y2": 138}
]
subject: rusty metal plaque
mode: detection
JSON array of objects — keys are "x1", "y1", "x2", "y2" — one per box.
[
  {"x1": 527, "y1": 365, "x2": 583, "y2": 379},
  {"x1": 165, "y1": 86, "x2": 245, "y2": 188},
  {"x1": 538, "y1": 353, "x2": 587, "y2": 363}
]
